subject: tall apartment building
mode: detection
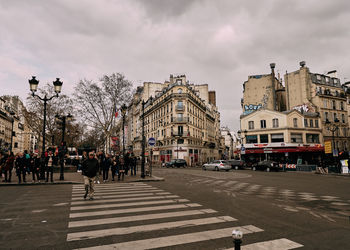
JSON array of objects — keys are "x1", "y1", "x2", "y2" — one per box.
[
  {"x1": 115, "y1": 74, "x2": 222, "y2": 165},
  {"x1": 285, "y1": 62, "x2": 349, "y2": 151}
]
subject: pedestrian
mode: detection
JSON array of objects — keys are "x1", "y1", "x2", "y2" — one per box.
[
  {"x1": 95, "y1": 152, "x2": 104, "y2": 184},
  {"x1": 118, "y1": 155, "x2": 125, "y2": 181},
  {"x1": 45, "y1": 150, "x2": 56, "y2": 182},
  {"x1": 15, "y1": 152, "x2": 26, "y2": 183},
  {"x1": 130, "y1": 154, "x2": 137, "y2": 176},
  {"x1": 111, "y1": 155, "x2": 118, "y2": 181},
  {"x1": 82, "y1": 152, "x2": 99, "y2": 200},
  {"x1": 0, "y1": 152, "x2": 7, "y2": 181},
  {"x1": 102, "y1": 154, "x2": 111, "y2": 182},
  {"x1": 3, "y1": 151, "x2": 14, "y2": 182},
  {"x1": 31, "y1": 153, "x2": 40, "y2": 182},
  {"x1": 124, "y1": 153, "x2": 130, "y2": 176}
]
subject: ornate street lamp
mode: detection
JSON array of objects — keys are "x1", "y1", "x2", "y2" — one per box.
[
  {"x1": 325, "y1": 118, "x2": 340, "y2": 168},
  {"x1": 121, "y1": 104, "x2": 127, "y2": 156},
  {"x1": 9, "y1": 110, "x2": 15, "y2": 153},
  {"x1": 28, "y1": 76, "x2": 63, "y2": 163}
]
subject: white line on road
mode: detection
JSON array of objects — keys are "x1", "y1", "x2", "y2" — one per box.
[
  {"x1": 71, "y1": 192, "x2": 171, "y2": 201},
  {"x1": 69, "y1": 203, "x2": 202, "y2": 218},
  {"x1": 68, "y1": 209, "x2": 218, "y2": 228},
  {"x1": 71, "y1": 187, "x2": 159, "y2": 194},
  {"x1": 239, "y1": 238, "x2": 303, "y2": 250},
  {"x1": 73, "y1": 225, "x2": 263, "y2": 250},
  {"x1": 70, "y1": 199, "x2": 189, "y2": 211},
  {"x1": 71, "y1": 195, "x2": 179, "y2": 206},
  {"x1": 67, "y1": 216, "x2": 237, "y2": 241},
  {"x1": 71, "y1": 189, "x2": 161, "y2": 197}
]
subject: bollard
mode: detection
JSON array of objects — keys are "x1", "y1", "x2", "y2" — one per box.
[{"x1": 232, "y1": 229, "x2": 243, "y2": 250}]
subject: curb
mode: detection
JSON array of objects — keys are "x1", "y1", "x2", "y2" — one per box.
[{"x1": 0, "y1": 181, "x2": 83, "y2": 186}]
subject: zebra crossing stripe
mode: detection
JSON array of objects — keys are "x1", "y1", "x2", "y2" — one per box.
[
  {"x1": 67, "y1": 216, "x2": 236, "y2": 241},
  {"x1": 68, "y1": 209, "x2": 218, "y2": 228},
  {"x1": 70, "y1": 199, "x2": 189, "y2": 211},
  {"x1": 71, "y1": 189, "x2": 161, "y2": 197},
  {"x1": 71, "y1": 195, "x2": 179, "y2": 206},
  {"x1": 71, "y1": 192, "x2": 171, "y2": 201},
  {"x1": 71, "y1": 187, "x2": 158, "y2": 194},
  {"x1": 72, "y1": 183, "x2": 148, "y2": 188},
  {"x1": 223, "y1": 180, "x2": 238, "y2": 187},
  {"x1": 72, "y1": 185, "x2": 150, "y2": 191},
  {"x1": 240, "y1": 238, "x2": 303, "y2": 250},
  {"x1": 73, "y1": 225, "x2": 263, "y2": 249},
  {"x1": 69, "y1": 203, "x2": 202, "y2": 218}
]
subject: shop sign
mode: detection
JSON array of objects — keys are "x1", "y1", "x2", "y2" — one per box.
[{"x1": 324, "y1": 141, "x2": 332, "y2": 154}]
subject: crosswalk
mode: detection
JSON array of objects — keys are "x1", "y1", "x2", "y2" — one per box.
[{"x1": 67, "y1": 183, "x2": 303, "y2": 249}]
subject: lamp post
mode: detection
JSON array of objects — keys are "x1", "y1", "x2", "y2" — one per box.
[
  {"x1": 232, "y1": 229, "x2": 243, "y2": 250},
  {"x1": 121, "y1": 104, "x2": 127, "y2": 156},
  {"x1": 325, "y1": 118, "x2": 340, "y2": 168},
  {"x1": 55, "y1": 113, "x2": 72, "y2": 180},
  {"x1": 237, "y1": 129, "x2": 247, "y2": 160},
  {"x1": 28, "y1": 76, "x2": 63, "y2": 156},
  {"x1": 9, "y1": 111, "x2": 15, "y2": 152},
  {"x1": 141, "y1": 101, "x2": 146, "y2": 178}
]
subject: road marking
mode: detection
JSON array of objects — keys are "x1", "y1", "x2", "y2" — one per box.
[
  {"x1": 74, "y1": 225, "x2": 263, "y2": 249},
  {"x1": 223, "y1": 180, "x2": 238, "y2": 187},
  {"x1": 73, "y1": 183, "x2": 148, "y2": 188},
  {"x1": 70, "y1": 199, "x2": 189, "y2": 211},
  {"x1": 53, "y1": 203, "x2": 69, "y2": 206},
  {"x1": 68, "y1": 216, "x2": 238, "y2": 241},
  {"x1": 331, "y1": 202, "x2": 349, "y2": 206},
  {"x1": 31, "y1": 209, "x2": 47, "y2": 213},
  {"x1": 239, "y1": 238, "x2": 303, "y2": 250},
  {"x1": 71, "y1": 195, "x2": 179, "y2": 205},
  {"x1": 69, "y1": 203, "x2": 202, "y2": 218},
  {"x1": 321, "y1": 196, "x2": 340, "y2": 201},
  {"x1": 71, "y1": 192, "x2": 171, "y2": 201},
  {"x1": 72, "y1": 185, "x2": 150, "y2": 191},
  {"x1": 230, "y1": 183, "x2": 249, "y2": 191},
  {"x1": 68, "y1": 209, "x2": 218, "y2": 228},
  {"x1": 71, "y1": 189, "x2": 161, "y2": 197},
  {"x1": 71, "y1": 187, "x2": 159, "y2": 194},
  {"x1": 210, "y1": 180, "x2": 226, "y2": 185}
]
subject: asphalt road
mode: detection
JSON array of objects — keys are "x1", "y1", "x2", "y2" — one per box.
[{"x1": 0, "y1": 168, "x2": 349, "y2": 249}]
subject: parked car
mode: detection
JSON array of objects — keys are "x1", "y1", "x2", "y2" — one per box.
[
  {"x1": 166, "y1": 159, "x2": 187, "y2": 168},
  {"x1": 202, "y1": 160, "x2": 231, "y2": 171},
  {"x1": 252, "y1": 160, "x2": 280, "y2": 172},
  {"x1": 227, "y1": 159, "x2": 245, "y2": 170}
]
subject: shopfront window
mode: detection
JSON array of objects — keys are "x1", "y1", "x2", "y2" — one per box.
[
  {"x1": 260, "y1": 134, "x2": 268, "y2": 143},
  {"x1": 306, "y1": 134, "x2": 320, "y2": 143},
  {"x1": 291, "y1": 133, "x2": 303, "y2": 143},
  {"x1": 246, "y1": 135, "x2": 258, "y2": 143},
  {"x1": 271, "y1": 133, "x2": 284, "y2": 142}
]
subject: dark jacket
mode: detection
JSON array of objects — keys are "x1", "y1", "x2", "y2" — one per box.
[{"x1": 82, "y1": 158, "x2": 99, "y2": 178}]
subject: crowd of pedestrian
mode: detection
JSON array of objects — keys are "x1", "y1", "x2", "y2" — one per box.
[{"x1": 0, "y1": 150, "x2": 59, "y2": 184}]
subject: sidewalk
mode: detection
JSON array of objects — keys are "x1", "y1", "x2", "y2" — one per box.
[{"x1": 0, "y1": 171, "x2": 164, "y2": 186}]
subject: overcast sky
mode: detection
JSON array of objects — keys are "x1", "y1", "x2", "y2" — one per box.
[{"x1": 1, "y1": 0, "x2": 349, "y2": 131}]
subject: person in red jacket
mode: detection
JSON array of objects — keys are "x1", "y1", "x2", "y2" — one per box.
[{"x1": 4, "y1": 151, "x2": 15, "y2": 182}]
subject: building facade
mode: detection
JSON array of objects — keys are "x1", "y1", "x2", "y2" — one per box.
[{"x1": 114, "y1": 75, "x2": 222, "y2": 166}]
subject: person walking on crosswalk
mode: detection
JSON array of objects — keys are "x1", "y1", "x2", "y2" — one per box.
[{"x1": 82, "y1": 152, "x2": 99, "y2": 200}]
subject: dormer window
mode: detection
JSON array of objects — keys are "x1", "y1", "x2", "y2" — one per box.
[{"x1": 178, "y1": 88, "x2": 183, "y2": 94}]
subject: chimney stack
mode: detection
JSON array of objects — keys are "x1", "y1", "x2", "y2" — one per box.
[{"x1": 299, "y1": 61, "x2": 306, "y2": 68}]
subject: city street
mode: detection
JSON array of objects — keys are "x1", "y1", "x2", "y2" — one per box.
[{"x1": 0, "y1": 168, "x2": 349, "y2": 249}]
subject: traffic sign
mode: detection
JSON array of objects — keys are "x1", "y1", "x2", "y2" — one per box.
[
  {"x1": 148, "y1": 137, "x2": 156, "y2": 146},
  {"x1": 241, "y1": 146, "x2": 246, "y2": 155}
]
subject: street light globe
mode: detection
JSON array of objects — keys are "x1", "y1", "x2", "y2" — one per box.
[
  {"x1": 29, "y1": 76, "x2": 39, "y2": 92},
  {"x1": 67, "y1": 113, "x2": 73, "y2": 121},
  {"x1": 121, "y1": 104, "x2": 127, "y2": 115},
  {"x1": 53, "y1": 78, "x2": 63, "y2": 94},
  {"x1": 232, "y1": 229, "x2": 243, "y2": 240}
]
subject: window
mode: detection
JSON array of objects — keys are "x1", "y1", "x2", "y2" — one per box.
[
  {"x1": 340, "y1": 102, "x2": 344, "y2": 110},
  {"x1": 306, "y1": 134, "x2": 320, "y2": 143},
  {"x1": 343, "y1": 128, "x2": 347, "y2": 137},
  {"x1": 324, "y1": 112, "x2": 328, "y2": 121},
  {"x1": 178, "y1": 126, "x2": 183, "y2": 135},
  {"x1": 316, "y1": 75, "x2": 321, "y2": 80},
  {"x1": 178, "y1": 88, "x2": 183, "y2": 94},
  {"x1": 332, "y1": 100, "x2": 336, "y2": 110},
  {"x1": 272, "y1": 118, "x2": 279, "y2": 128},
  {"x1": 342, "y1": 114, "x2": 345, "y2": 123},
  {"x1": 323, "y1": 100, "x2": 327, "y2": 108},
  {"x1": 260, "y1": 120, "x2": 266, "y2": 128},
  {"x1": 304, "y1": 119, "x2": 308, "y2": 127},
  {"x1": 260, "y1": 134, "x2": 268, "y2": 143},
  {"x1": 325, "y1": 77, "x2": 329, "y2": 83},
  {"x1": 248, "y1": 121, "x2": 254, "y2": 129},
  {"x1": 271, "y1": 133, "x2": 284, "y2": 142},
  {"x1": 246, "y1": 135, "x2": 258, "y2": 143},
  {"x1": 293, "y1": 118, "x2": 298, "y2": 128},
  {"x1": 333, "y1": 113, "x2": 337, "y2": 121},
  {"x1": 309, "y1": 119, "x2": 313, "y2": 128},
  {"x1": 315, "y1": 119, "x2": 319, "y2": 128},
  {"x1": 291, "y1": 133, "x2": 303, "y2": 143}
]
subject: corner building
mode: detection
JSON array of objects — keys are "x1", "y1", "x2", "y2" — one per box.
[{"x1": 126, "y1": 75, "x2": 221, "y2": 166}]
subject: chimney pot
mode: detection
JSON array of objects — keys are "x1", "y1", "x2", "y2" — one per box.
[
  {"x1": 300, "y1": 61, "x2": 306, "y2": 67},
  {"x1": 270, "y1": 63, "x2": 276, "y2": 69}
]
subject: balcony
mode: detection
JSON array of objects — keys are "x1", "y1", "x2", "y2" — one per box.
[
  {"x1": 171, "y1": 131, "x2": 190, "y2": 137},
  {"x1": 171, "y1": 117, "x2": 189, "y2": 123}
]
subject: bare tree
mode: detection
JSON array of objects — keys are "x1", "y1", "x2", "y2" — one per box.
[
  {"x1": 25, "y1": 83, "x2": 74, "y2": 147},
  {"x1": 73, "y1": 73, "x2": 133, "y2": 152}
]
